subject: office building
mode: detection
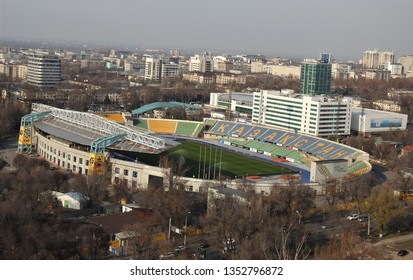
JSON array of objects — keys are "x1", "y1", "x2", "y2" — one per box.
[
  {"x1": 320, "y1": 53, "x2": 333, "y2": 63},
  {"x1": 252, "y1": 90, "x2": 352, "y2": 137},
  {"x1": 144, "y1": 57, "x2": 180, "y2": 81},
  {"x1": 364, "y1": 69, "x2": 391, "y2": 81},
  {"x1": 189, "y1": 53, "x2": 213, "y2": 73},
  {"x1": 397, "y1": 55, "x2": 413, "y2": 73},
  {"x1": 144, "y1": 57, "x2": 162, "y2": 81},
  {"x1": 161, "y1": 62, "x2": 180, "y2": 80},
  {"x1": 300, "y1": 60, "x2": 332, "y2": 95},
  {"x1": 27, "y1": 51, "x2": 61, "y2": 87}
]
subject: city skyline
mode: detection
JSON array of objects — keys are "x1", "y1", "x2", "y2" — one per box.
[{"x1": 1, "y1": 0, "x2": 413, "y2": 60}]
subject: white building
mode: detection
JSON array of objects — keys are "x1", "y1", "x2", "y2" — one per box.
[
  {"x1": 351, "y1": 108, "x2": 408, "y2": 134},
  {"x1": 265, "y1": 64, "x2": 301, "y2": 78},
  {"x1": 189, "y1": 53, "x2": 213, "y2": 73},
  {"x1": 365, "y1": 69, "x2": 391, "y2": 81},
  {"x1": 210, "y1": 92, "x2": 253, "y2": 117},
  {"x1": 144, "y1": 57, "x2": 162, "y2": 81},
  {"x1": 331, "y1": 63, "x2": 356, "y2": 79},
  {"x1": 362, "y1": 49, "x2": 394, "y2": 69},
  {"x1": 27, "y1": 51, "x2": 61, "y2": 87},
  {"x1": 373, "y1": 100, "x2": 401, "y2": 112},
  {"x1": 52, "y1": 191, "x2": 89, "y2": 210},
  {"x1": 161, "y1": 62, "x2": 180, "y2": 79},
  {"x1": 0, "y1": 63, "x2": 27, "y2": 80},
  {"x1": 252, "y1": 90, "x2": 352, "y2": 137},
  {"x1": 385, "y1": 62, "x2": 403, "y2": 76},
  {"x1": 397, "y1": 55, "x2": 413, "y2": 73}
]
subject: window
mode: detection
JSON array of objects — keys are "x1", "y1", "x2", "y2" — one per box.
[
  {"x1": 86, "y1": 160, "x2": 89, "y2": 166},
  {"x1": 73, "y1": 165, "x2": 77, "y2": 171},
  {"x1": 67, "y1": 163, "x2": 70, "y2": 169},
  {"x1": 115, "y1": 167, "x2": 120, "y2": 174},
  {"x1": 132, "y1": 171, "x2": 138, "y2": 178},
  {"x1": 124, "y1": 169, "x2": 129, "y2": 176},
  {"x1": 67, "y1": 154, "x2": 71, "y2": 160},
  {"x1": 73, "y1": 156, "x2": 77, "y2": 162},
  {"x1": 63, "y1": 152, "x2": 65, "y2": 158},
  {"x1": 79, "y1": 158, "x2": 83, "y2": 164},
  {"x1": 85, "y1": 169, "x2": 88, "y2": 175},
  {"x1": 62, "y1": 161, "x2": 65, "y2": 167}
]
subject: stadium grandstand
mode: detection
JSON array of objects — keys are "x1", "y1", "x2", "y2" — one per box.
[
  {"x1": 204, "y1": 120, "x2": 370, "y2": 177},
  {"x1": 134, "y1": 118, "x2": 204, "y2": 137},
  {"x1": 97, "y1": 112, "x2": 127, "y2": 124}
]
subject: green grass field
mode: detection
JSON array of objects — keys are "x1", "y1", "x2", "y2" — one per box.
[
  {"x1": 163, "y1": 140, "x2": 291, "y2": 179},
  {"x1": 115, "y1": 140, "x2": 294, "y2": 179}
]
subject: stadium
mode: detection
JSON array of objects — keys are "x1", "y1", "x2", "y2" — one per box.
[{"x1": 17, "y1": 102, "x2": 371, "y2": 195}]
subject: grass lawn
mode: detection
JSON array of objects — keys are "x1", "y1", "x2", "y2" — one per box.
[{"x1": 163, "y1": 140, "x2": 292, "y2": 179}]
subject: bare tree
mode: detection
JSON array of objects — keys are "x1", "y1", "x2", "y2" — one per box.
[
  {"x1": 361, "y1": 185, "x2": 407, "y2": 234},
  {"x1": 159, "y1": 155, "x2": 188, "y2": 191}
]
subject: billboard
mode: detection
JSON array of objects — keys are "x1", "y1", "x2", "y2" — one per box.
[
  {"x1": 18, "y1": 126, "x2": 31, "y2": 145},
  {"x1": 88, "y1": 153, "x2": 105, "y2": 175},
  {"x1": 370, "y1": 118, "x2": 402, "y2": 128}
]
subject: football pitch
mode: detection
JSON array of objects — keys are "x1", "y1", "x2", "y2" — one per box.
[{"x1": 164, "y1": 140, "x2": 293, "y2": 179}]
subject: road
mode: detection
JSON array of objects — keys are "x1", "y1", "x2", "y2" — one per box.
[{"x1": 373, "y1": 233, "x2": 413, "y2": 260}]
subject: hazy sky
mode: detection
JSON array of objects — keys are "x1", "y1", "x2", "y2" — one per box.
[{"x1": 1, "y1": 0, "x2": 412, "y2": 60}]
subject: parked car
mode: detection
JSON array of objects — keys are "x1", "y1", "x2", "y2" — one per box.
[
  {"x1": 346, "y1": 213, "x2": 359, "y2": 220},
  {"x1": 159, "y1": 251, "x2": 176, "y2": 260},
  {"x1": 321, "y1": 224, "x2": 332, "y2": 230},
  {"x1": 357, "y1": 215, "x2": 368, "y2": 222},
  {"x1": 398, "y1": 249, "x2": 409, "y2": 257},
  {"x1": 193, "y1": 247, "x2": 206, "y2": 259},
  {"x1": 174, "y1": 245, "x2": 186, "y2": 254}
]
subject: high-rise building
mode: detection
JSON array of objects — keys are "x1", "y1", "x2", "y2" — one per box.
[
  {"x1": 144, "y1": 57, "x2": 162, "y2": 81},
  {"x1": 161, "y1": 62, "x2": 180, "y2": 79},
  {"x1": 362, "y1": 49, "x2": 394, "y2": 69},
  {"x1": 320, "y1": 53, "x2": 333, "y2": 63},
  {"x1": 252, "y1": 90, "x2": 352, "y2": 136},
  {"x1": 397, "y1": 55, "x2": 413, "y2": 73},
  {"x1": 144, "y1": 57, "x2": 180, "y2": 81},
  {"x1": 300, "y1": 60, "x2": 332, "y2": 95},
  {"x1": 27, "y1": 51, "x2": 61, "y2": 87},
  {"x1": 189, "y1": 53, "x2": 213, "y2": 73}
]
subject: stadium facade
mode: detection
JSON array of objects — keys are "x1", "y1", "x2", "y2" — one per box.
[{"x1": 17, "y1": 103, "x2": 371, "y2": 196}]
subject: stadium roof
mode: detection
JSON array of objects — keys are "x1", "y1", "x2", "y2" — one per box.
[
  {"x1": 132, "y1": 102, "x2": 202, "y2": 116},
  {"x1": 34, "y1": 117, "x2": 169, "y2": 153}
]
